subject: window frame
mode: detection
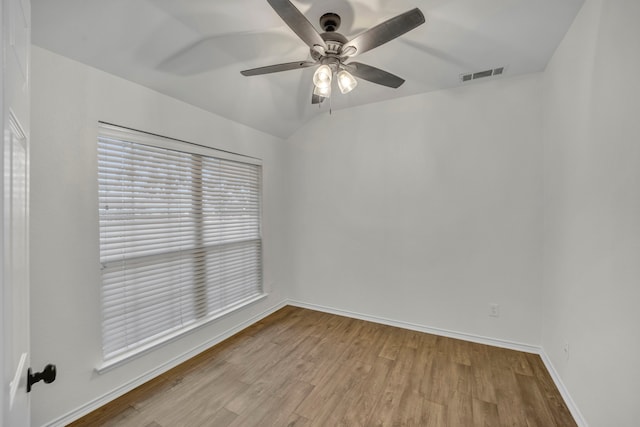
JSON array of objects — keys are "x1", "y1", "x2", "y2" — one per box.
[{"x1": 95, "y1": 122, "x2": 265, "y2": 373}]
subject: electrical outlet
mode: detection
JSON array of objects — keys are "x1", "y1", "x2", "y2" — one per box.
[
  {"x1": 563, "y1": 341, "x2": 569, "y2": 360},
  {"x1": 489, "y1": 303, "x2": 500, "y2": 318}
]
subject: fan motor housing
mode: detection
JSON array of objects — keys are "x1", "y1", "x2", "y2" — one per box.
[
  {"x1": 311, "y1": 13, "x2": 348, "y2": 60},
  {"x1": 320, "y1": 13, "x2": 341, "y2": 32}
]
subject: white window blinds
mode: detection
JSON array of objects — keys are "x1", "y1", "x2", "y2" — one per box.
[{"x1": 97, "y1": 123, "x2": 263, "y2": 363}]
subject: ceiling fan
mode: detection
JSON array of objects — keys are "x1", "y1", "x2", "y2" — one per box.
[{"x1": 240, "y1": 0, "x2": 425, "y2": 104}]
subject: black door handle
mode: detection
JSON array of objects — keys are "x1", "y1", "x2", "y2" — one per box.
[{"x1": 27, "y1": 364, "x2": 56, "y2": 392}]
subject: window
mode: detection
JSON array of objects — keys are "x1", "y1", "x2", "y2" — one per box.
[{"x1": 97, "y1": 123, "x2": 263, "y2": 366}]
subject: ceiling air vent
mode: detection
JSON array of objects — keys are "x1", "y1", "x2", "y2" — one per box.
[{"x1": 460, "y1": 67, "x2": 505, "y2": 83}]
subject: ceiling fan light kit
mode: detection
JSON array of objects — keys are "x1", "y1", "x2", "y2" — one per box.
[
  {"x1": 241, "y1": 0, "x2": 425, "y2": 104},
  {"x1": 313, "y1": 64, "x2": 332, "y2": 89},
  {"x1": 337, "y1": 69, "x2": 357, "y2": 94},
  {"x1": 313, "y1": 82, "x2": 331, "y2": 98}
]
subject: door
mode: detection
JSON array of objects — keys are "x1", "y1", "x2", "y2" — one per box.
[{"x1": 1, "y1": 0, "x2": 31, "y2": 425}]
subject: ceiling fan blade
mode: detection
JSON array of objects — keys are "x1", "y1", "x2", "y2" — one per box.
[
  {"x1": 342, "y1": 8, "x2": 425, "y2": 57},
  {"x1": 159, "y1": 32, "x2": 301, "y2": 76},
  {"x1": 346, "y1": 62, "x2": 405, "y2": 88},
  {"x1": 241, "y1": 61, "x2": 316, "y2": 76},
  {"x1": 267, "y1": 0, "x2": 327, "y2": 50}
]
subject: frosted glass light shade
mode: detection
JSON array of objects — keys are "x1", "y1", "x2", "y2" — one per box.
[
  {"x1": 337, "y1": 70, "x2": 357, "y2": 94},
  {"x1": 313, "y1": 65, "x2": 332, "y2": 89},
  {"x1": 313, "y1": 83, "x2": 331, "y2": 98}
]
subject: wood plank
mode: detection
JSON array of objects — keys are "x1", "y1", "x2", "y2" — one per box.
[
  {"x1": 472, "y1": 398, "x2": 500, "y2": 427},
  {"x1": 255, "y1": 381, "x2": 314, "y2": 426},
  {"x1": 405, "y1": 338, "x2": 433, "y2": 395},
  {"x1": 339, "y1": 356, "x2": 393, "y2": 427},
  {"x1": 391, "y1": 390, "x2": 425, "y2": 426},
  {"x1": 295, "y1": 360, "x2": 372, "y2": 422},
  {"x1": 226, "y1": 381, "x2": 313, "y2": 427},
  {"x1": 422, "y1": 351, "x2": 454, "y2": 405},
  {"x1": 287, "y1": 413, "x2": 311, "y2": 427},
  {"x1": 148, "y1": 370, "x2": 249, "y2": 427},
  {"x1": 524, "y1": 353, "x2": 578, "y2": 427},
  {"x1": 492, "y1": 367, "x2": 529, "y2": 426},
  {"x1": 378, "y1": 327, "x2": 405, "y2": 360},
  {"x1": 367, "y1": 346, "x2": 417, "y2": 426},
  {"x1": 469, "y1": 343, "x2": 498, "y2": 404},
  {"x1": 421, "y1": 400, "x2": 447, "y2": 427},
  {"x1": 515, "y1": 372, "x2": 559, "y2": 427},
  {"x1": 447, "y1": 390, "x2": 473, "y2": 427},
  {"x1": 184, "y1": 407, "x2": 237, "y2": 427}
]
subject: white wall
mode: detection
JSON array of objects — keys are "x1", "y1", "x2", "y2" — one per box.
[
  {"x1": 284, "y1": 74, "x2": 543, "y2": 346},
  {"x1": 541, "y1": 0, "x2": 640, "y2": 425},
  {"x1": 29, "y1": 46, "x2": 288, "y2": 426}
]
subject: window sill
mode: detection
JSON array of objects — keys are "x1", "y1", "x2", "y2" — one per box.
[{"x1": 95, "y1": 293, "x2": 267, "y2": 374}]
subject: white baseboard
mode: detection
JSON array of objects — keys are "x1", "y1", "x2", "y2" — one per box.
[
  {"x1": 539, "y1": 351, "x2": 588, "y2": 427},
  {"x1": 288, "y1": 299, "x2": 588, "y2": 427},
  {"x1": 44, "y1": 298, "x2": 289, "y2": 427},
  {"x1": 288, "y1": 300, "x2": 541, "y2": 354}
]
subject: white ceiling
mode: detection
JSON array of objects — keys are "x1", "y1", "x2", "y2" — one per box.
[{"x1": 32, "y1": 0, "x2": 584, "y2": 138}]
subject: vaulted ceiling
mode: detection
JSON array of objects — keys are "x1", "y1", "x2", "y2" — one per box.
[{"x1": 32, "y1": 0, "x2": 584, "y2": 138}]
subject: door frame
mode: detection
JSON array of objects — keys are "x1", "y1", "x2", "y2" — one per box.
[{"x1": 2, "y1": 0, "x2": 31, "y2": 424}]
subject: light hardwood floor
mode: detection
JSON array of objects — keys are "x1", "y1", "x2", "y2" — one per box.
[{"x1": 70, "y1": 306, "x2": 577, "y2": 426}]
